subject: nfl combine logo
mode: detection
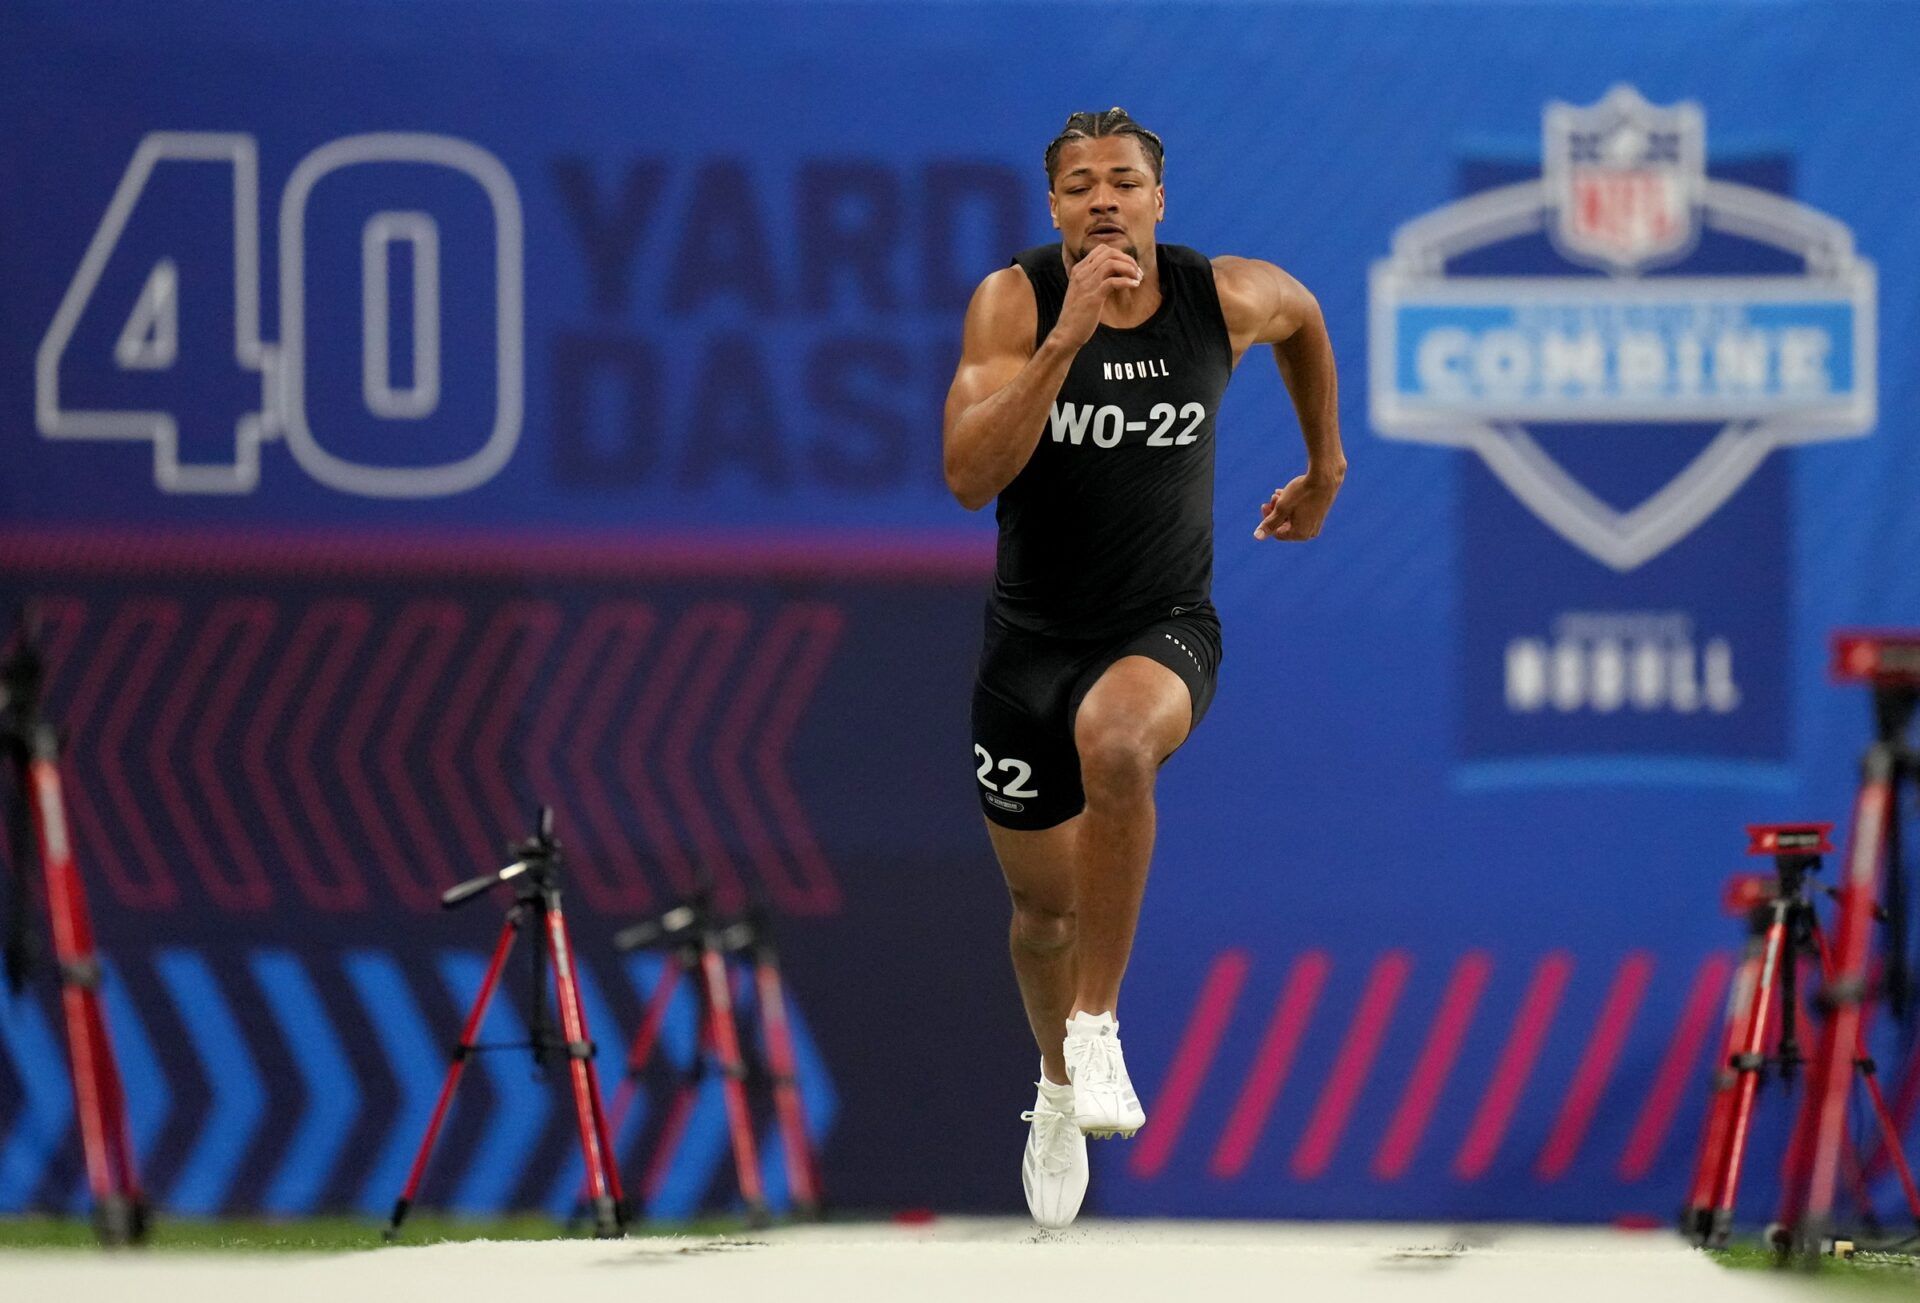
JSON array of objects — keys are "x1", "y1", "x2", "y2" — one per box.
[
  {"x1": 1368, "y1": 86, "x2": 1878, "y2": 777},
  {"x1": 1371, "y1": 84, "x2": 1875, "y2": 572}
]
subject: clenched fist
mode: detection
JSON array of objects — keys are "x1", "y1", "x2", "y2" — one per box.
[{"x1": 1049, "y1": 245, "x2": 1144, "y2": 350}]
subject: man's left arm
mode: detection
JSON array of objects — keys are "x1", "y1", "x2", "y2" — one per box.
[{"x1": 1213, "y1": 256, "x2": 1346, "y2": 541}]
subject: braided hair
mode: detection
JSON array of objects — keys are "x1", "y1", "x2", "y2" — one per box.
[{"x1": 1044, "y1": 108, "x2": 1165, "y2": 187}]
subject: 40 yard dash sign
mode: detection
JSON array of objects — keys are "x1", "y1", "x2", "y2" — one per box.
[{"x1": 35, "y1": 132, "x2": 523, "y2": 498}]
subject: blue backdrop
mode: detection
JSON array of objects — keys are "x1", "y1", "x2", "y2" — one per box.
[{"x1": 4, "y1": 0, "x2": 1919, "y2": 1224}]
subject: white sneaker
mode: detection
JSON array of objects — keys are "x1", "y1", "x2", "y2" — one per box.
[
  {"x1": 1063, "y1": 1011, "x2": 1145, "y2": 1139},
  {"x1": 1021, "y1": 1074, "x2": 1088, "y2": 1229}
]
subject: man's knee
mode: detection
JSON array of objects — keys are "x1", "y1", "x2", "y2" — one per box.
[
  {"x1": 1010, "y1": 894, "x2": 1076, "y2": 958},
  {"x1": 1075, "y1": 725, "x2": 1157, "y2": 807}
]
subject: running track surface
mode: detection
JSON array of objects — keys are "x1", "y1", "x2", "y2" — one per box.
[{"x1": 0, "y1": 1219, "x2": 1802, "y2": 1302}]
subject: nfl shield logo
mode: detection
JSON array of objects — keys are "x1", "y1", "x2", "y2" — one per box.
[{"x1": 1545, "y1": 84, "x2": 1704, "y2": 272}]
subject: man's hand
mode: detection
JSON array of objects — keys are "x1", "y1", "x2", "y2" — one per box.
[
  {"x1": 1253, "y1": 470, "x2": 1344, "y2": 542},
  {"x1": 1050, "y1": 245, "x2": 1144, "y2": 349}
]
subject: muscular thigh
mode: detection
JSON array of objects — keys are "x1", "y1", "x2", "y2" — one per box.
[
  {"x1": 971, "y1": 622, "x2": 1092, "y2": 830},
  {"x1": 1071, "y1": 654, "x2": 1194, "y2": 767},
  {"x1": 1068, "y1": 608, "x2": 1223, "y2": 749},
  {"x1": 971, "y1": 609, "x2": 1224, "y2": 827}
]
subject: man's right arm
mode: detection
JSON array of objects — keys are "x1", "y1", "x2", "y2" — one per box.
[
  {"x1": 941, "y1": 267, "x2": 1075, "y2": 512},
  {"x1": 943, "y1": 246, "x2": 1143, "y2": 510}
]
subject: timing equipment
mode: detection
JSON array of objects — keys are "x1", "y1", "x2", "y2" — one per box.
[
  {"x1": 610, "y1": 894, "x2": 822, "y2": 1225},
  {"x1": 0, "y1": 609, "x2": 148, "y2": 1246},
  {"x1": 385, "y1": 807, "x2": 626, "y2": 1240}
]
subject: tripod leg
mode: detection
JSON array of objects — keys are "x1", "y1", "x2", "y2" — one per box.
[
  {"x1": 386, "y1": 915, "x2": 517, "y2": 1240},
  {"x1": 1859, "y1": 1054, "x2": 1920, "y2": 1225},
  {"x1": 609, "y1": 958, "x2": 683, "y2": 1138},
  {"x1": 29, "y1": 756, "x2": 146, "y2": 1243},
  {"x1": 542, "y1": 901, "x2": 624, "y2": 1238},
  {"x1": 55, "y1": 980, "x2": 119, "y2": 1228},
  {"x1": 1841, "y1": 1131, "x2": 1879, "y2": 1234},
  {"x1": 1779, "y1": 919, "x2": 1840, "y2": 1236},
  {"x1": 4, "y1": 745, "x2": 38, "y2": 996},
  {"x1": 700, "y1": 942, "x2": 766, "y2": 1224},
  {"x1": 1776, "y1": 1059, "x2": 1821, "y2": 1232},
  {"x1": 1862, "y1": 1025, "x2": 1920, "y2": 1186},
  {"x1": 82, "y1": 988, "x2": 145, "y2": 1229},
  {"x1": 754, "y1": 952, "x2": 820, "y2": 1216},
  {"x1": 1709, "y1": 898, "x2": 1793, "y2": 1246},
  {"x1": 1794, "y1": 763, "x2": 1896, "y2": 1253},
  {"x1": 581, "y1": 958, "x2": 682, "y2": 1216},
  {"x1": 1684, "y1": 943, "x2": 1761, "y2": 1242},
  {"x1": 1889, "y1": 764, "x2": 1910, "y2": 1025},
  {"x1": 641, "y1": 1000, "x2": 708, "y2": 1208},
  {"x1": 585, "y1": 1058, "x2": 623, "y2": 1215}
]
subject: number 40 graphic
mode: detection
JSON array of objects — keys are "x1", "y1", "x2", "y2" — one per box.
[{"x1": 35, "y1": 132, "x2": 524, "y2": 497}]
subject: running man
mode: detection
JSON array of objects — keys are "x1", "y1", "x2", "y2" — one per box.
[{"x1": 942, "y1": 108, "x2": 1345, "y2": 1227}]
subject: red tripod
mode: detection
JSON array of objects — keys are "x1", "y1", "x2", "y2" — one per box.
[
  {"x1": 1683, "y1": 821, "x2": 1920, "y2": 1254},
  {"x1": 386, "y1": 808, "x2": 625, "y2": 1240},
  {"x1": 1779, "y1": 632, "x2": 1920, "y2": 1254},
  {"x1": 1, "y1": 616, "x2": 147, "y2": 1245},
  {"x1": 610, "y1": 897, "x2": 821, "y2": 1225}
]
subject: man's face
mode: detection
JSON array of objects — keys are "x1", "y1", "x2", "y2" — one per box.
[{"x1": 1048, "y1": 135, "x2": 1164, "y2": 265}]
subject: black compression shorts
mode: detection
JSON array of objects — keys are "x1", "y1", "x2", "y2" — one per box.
[{"x1": 970, "y1": 604, "x2": 1222, "y2": 830}]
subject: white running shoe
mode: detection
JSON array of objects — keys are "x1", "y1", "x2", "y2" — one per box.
[
  {"x1": 1063, "y1": 1011, "x2": 1146, "y2": 1139},
  {"x1": 1021, "y1": 1074, "x2": 1088, "y2": 1229}
]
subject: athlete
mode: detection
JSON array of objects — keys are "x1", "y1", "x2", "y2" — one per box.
[{"x1": 942, "y1": 108, "x2": 1345, "y2": 1227}]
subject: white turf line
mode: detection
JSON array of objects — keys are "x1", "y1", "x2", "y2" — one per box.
[{"x1": 0, "y1": 1220, "x2": 1803, "y2": 1303}]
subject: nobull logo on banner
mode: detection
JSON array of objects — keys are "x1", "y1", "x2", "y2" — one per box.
[{"x1": 1368, "y1": 86, "x2": 1879, "y2": 778}]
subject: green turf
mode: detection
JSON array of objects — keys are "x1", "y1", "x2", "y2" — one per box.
[
  {"x1": 0, "y1": 1213, "x2": 743, "y2": 1253},
  {"x1": 1709, "y1": 1243, "x2": 1920, "y2": 1290}
]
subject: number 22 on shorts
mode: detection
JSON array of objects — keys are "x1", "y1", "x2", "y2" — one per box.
[{"x1": 974, "y1": 745, "x2": 1039, "y2": 797}]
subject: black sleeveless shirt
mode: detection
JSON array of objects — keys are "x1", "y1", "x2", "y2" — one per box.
[{"x1": 990, "y1": 242, "x2": 1235, "y2": 639}]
